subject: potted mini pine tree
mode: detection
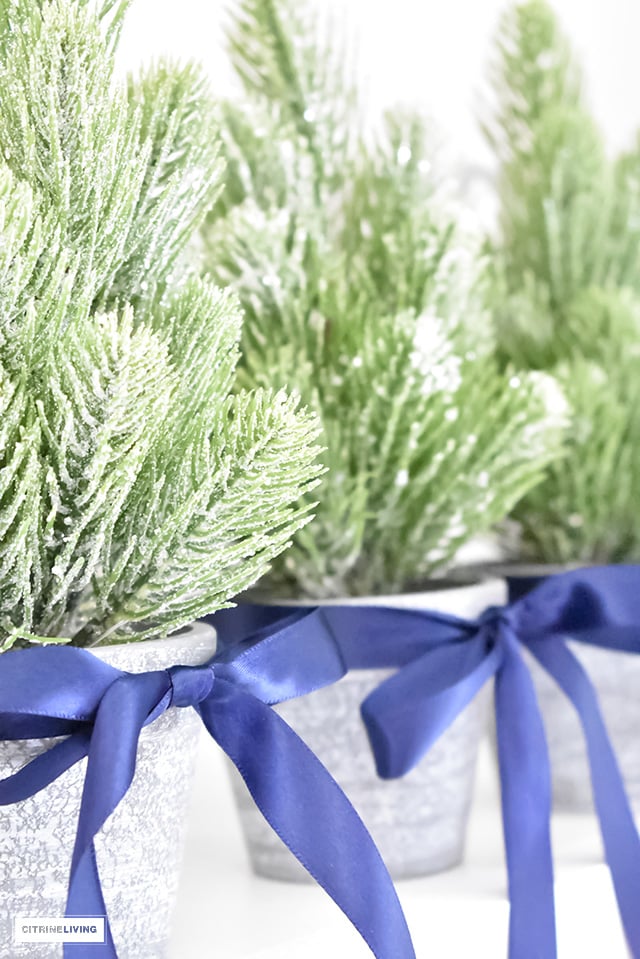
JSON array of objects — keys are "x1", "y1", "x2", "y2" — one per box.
[
  {"x1": 484, "y1": 0, "x2": 640, "y2": 810},
  {"x1": 0, "y1": 1, "x2": 321, "y2": 955},
  {"x1": 201, "y1": 0, "x2": 566, "y2": 880}
]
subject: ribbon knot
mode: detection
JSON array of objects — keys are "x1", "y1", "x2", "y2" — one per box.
[
  {"x1": 477, "y1": 603, "x2": 515, "y2": 647},
  {"x1": 167, "y1": 662, "x2": 214, "y2": 707}
]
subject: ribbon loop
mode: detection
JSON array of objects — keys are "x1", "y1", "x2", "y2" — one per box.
[{"x1": 168, "y1": 662, "x2": 215, "y2": 707}]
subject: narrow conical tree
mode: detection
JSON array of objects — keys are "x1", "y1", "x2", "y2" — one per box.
[{"x1": 486, "y1": 0, "x2": 640, "y2": 563}]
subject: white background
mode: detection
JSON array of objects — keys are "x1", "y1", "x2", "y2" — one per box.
[{"x1": 116, "y1": 0, "x2": 640, "y2": 175}]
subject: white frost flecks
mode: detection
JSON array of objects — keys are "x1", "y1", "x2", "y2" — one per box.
[
  {"x1": 522, "y1": 371, "x2": 570, "y2": 458},
  {"x1": 410, "y1": 311, "x2": 462, "y2": 397},
  {"x1": 529, "y1": 370, "x2": 570, "y2": 420},
  {"x1": 396, "y1": 143, "x2": 412, "y2": 166},
  {"x1": 395, "y1": 468, "x2": 409, "y2": 488}
]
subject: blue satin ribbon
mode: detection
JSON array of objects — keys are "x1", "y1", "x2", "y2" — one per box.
[
  {"x1": 212, "y1": 565, "x2": 640, "y2": 959},
  {"x1": 0, "y1": 617, "x2": 416, "y2": 959}
]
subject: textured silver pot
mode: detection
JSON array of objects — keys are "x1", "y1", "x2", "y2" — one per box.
[
  {"x1": 529, "y1": 642, "x2": 640, "y2": 812},
  {"x1": 0, "y1": 622, "x2": 216, "y2": 959},
  {"x1": 228, "y1": 578, "x2": 506, "y2": 881}
]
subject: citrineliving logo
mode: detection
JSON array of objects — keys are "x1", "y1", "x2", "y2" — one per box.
[{"x1": 14, "y1": 917, "x2": 106, "y2": 943}]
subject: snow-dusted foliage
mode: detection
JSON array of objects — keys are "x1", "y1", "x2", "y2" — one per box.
[
  {"x1": 0, "y1": 0, "x2": 322, "y2": 650},
  {"x1": 201, "y1": 0, "x2": 565, "y2": 598},
  {"x1": 487, "y1": 0, "x2": 640, "y2": 563}
]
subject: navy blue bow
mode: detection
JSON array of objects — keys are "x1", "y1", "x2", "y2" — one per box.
[
  {"x1": 0, "y1": 615, "x2": 416, "y2": 959},
  {"x1": 212, "y1": 566, "x2": 640, "y2": 959}
]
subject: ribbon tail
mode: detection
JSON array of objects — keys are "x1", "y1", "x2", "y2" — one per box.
[
  {"x1": 64, "y1": 671, "x2": 170, "y2": 959},
  {"x1": 199, "y1": 678, "x2": 416, "y2": 959},
  {"x1": 495, "y1": 631, "x2": 556, "y2": 959},
  {"x1": 0, "y1": 731, "x2": 90, "y2": 804},
  {"x1": 529, "y1": 637, "x2": 640, "y2": 957},
  {"x1": 64, "y1": 842, "x2": 114, "y2": 959}
]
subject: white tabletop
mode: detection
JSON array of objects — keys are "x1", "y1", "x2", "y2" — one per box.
[{"x1": 170, "y1": 736, "x2": 629, "y2": 958}]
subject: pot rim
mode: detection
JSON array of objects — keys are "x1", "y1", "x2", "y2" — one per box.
[
  {"x1": 91, "y1": 620, "x2": 216, "y2": 662},
  {"x1": 460, "y1": 561, "x2": 591, "y2": 579},
  {"x1": 253, "y1": 575, "x2": 507, "y2": 615}
]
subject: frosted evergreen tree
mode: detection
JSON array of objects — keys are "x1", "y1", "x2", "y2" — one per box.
[
  {"x1": 486, "y1": 0, "x2": 640, "y2": 563},
  {"x1": 202, "y1": 0, "x2": 566, "y2": 599},
  {"x1": 0, "y1": 0, "x2": 322, "y2": 652},
  {"x1": 486, "y1": 0, "x2": 640, "y2": 367}
]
